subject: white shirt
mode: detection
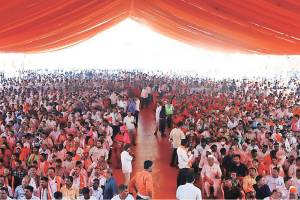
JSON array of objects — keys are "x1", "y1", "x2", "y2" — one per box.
[
  {"x1": 89, "y1": 147, "x2": 109, "y2": 162},
  {"x1": 155, "y1": 106, "x2": 162, "y2": 123},
  {"x1": 123, "y1": 116, "x2": 135, "y2": 130},
  {"x1": 266, "y1": 175, "x2": 285, "y2": 192},
  {"x1": 90, "y1": 187, "x2": 103, "y2": 200},
  {"x1": 141, "y1": 89, "x2": 148, "y2": 98},
  {"x1": 177, "y1": 146, "x2": 193, "y2": 169},
  {"x1": 121, "y1": 151, "x2": 133, "y2": 173},
  {"x1": 169, "y1": 128, "x2": 185, "y2": 148},
  {"x1": 111, "y1": 194, "x2": 134, "y2": 200},
  {"x1": 135, "y1": 99, "x2": 140, "y2": 112},
  {"x1": 201, "y1": 163, "x2": 222, "y2": 179},
  {"x1": 176, "y1": 183, "x2": 202, "y2": 200}
]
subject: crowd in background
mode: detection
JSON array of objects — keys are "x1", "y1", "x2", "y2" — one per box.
[{"x1": 0, "y1": 69, "x2": 300, "y2": 199}]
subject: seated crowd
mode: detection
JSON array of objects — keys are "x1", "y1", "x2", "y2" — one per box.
[
  {"x1": 0, "y1": 69, "x2": 300, "y2": 200},
  {"x1": 162, "y1": 78, "x2": 300, "y2": 199}
]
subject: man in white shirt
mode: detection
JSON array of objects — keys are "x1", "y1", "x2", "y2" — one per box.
[
  {"x1": 177, "y1": 139, "x2": 194, "y2": 187},
  {"x1": 154, "y1": 102, "x2": 162, "y2": 135},
  {"x1": 176, "y1": 171, "x2": 202, "y2": 200},
  {"x1": 134, "y1": 97, "x2": 140, "y2": 127},
  {"x1": 90, "y1": 178, "x2": 103, "y2": 200},
  {"x1": 140, "y1": 88, "x2": 148, "y2": 109},
  {"x1": 169, "y1": 122, "x2": 185, "y2": 167},
  {"x1": 266, "y1": 167, "x2": 285, "y2": 193},
  {"x1": 89, "y1": 140, "x2": 109, "y2": 162},
  {"x1": 201, "y1": 155, "x2": 222, "y2": 198},
  {"x1": 121, "y1": 145, "x2": 134, "y2": 185},
  {"x1": 111, "y1": 184, "x2": 134, "y2": 200}
]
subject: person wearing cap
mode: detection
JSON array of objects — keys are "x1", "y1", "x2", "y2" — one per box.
[
  {"x1": 201, "y1": 155, "x2": 222, "y2": 198},
  {"x1": 243, "y1": 167, "x2": 257, "y2": 193},
  {"x1": 129, "y1": 160, "x2": 154, "y2": 199},
  {"x1": 176, "y1": 171, "x2": 202, "y2": 200}
]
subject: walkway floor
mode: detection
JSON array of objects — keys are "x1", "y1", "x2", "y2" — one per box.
[{"x1": 113, "y1": 105, "x2": 178, "y2": 199}]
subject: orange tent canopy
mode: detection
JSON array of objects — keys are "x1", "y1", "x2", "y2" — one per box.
[{"x1": 0, "y1": 0, "x2": 300, "y2": 54}]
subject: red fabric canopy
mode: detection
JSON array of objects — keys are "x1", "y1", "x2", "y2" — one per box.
[{"x1": 1, "y1": 0, "x2": 300, "y2": 54}]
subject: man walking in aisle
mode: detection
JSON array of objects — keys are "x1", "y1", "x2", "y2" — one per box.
[{"x1": 129, "y1": 160, "x2": 154, "y2": 199}]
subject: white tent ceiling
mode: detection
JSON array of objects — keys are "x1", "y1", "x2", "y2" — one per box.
[{"x1": 0, "y1": 19, "x2": 300, "y2": 79}]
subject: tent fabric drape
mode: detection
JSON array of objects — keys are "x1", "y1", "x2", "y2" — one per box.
[{"x1": 1, "y1": 0, "x2": 300, "y2": 54}]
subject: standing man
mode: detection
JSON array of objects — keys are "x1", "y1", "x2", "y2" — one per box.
[
  {"x1": 121, "y1": 144, "x2": 134, "y2": 185},
  {"x1": 134, "y1": 97, "x2": 140, "y2": 127},
  {"x1": 177, "y1": 139, "x2": 193, "y2": 187},
  {"x1": 140, "y1": 88, "x2": 148, "y2": 109},
  {"x1": 103, "y1": 169, "x2": 118, "y2": 199},
  {"x1": 176, "y1": 171, "x2": 202, "y2": 200},
  {"x1": 154, "y1": 101, "x2": 162, "y2": 136},
  {"x1": 158, "y1": 101, "x2": 167, "y2": 137},
  {"x1": 169, "y1": 121, "x2": 185, "y2": 167},
  {"x1": 129, "y1": 160, "x2": 154, "y2": 200},
  {"x1": 165, "y1": 100, "x2": 174, "y2": 129}
]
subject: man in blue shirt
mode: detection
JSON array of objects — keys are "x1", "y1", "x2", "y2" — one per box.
[{"x1": 103, "y1": 168, "x2": 117, "y2": 199}]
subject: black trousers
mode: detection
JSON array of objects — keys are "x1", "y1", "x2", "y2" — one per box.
[
  {"x1": 159, "y1": 118, "x2": 166, "y2": 135},
  {"x1": 141, "y1": 97, "x2": 147, "y2": 109},
  {"x1": 166, "y1": 115, "x2": 172, "y2": 128},
  {"x1": 177, "y1": 168, "x2": 190, "y2": 188},
  {"x1": 134, "y1": 110, "x2": 139, "y2": 127},
  {"x1": 136, "y1": 195, "x2": 148, "y2": 200},
  {"x1": 111, "y1": 125, "x2": 120, "y2": 139},
  {"x1": 170, "y1": 148, "x2": 178, "y2": 166}
]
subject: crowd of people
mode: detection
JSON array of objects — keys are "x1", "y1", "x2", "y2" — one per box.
[{"x1": 0, "y1": 69, "x2": 299, "y2": 200}]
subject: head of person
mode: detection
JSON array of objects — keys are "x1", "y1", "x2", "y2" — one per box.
[
  {"x1": 81, "y1": 187, "x2": 90, "y2": 199},
  {"x1": 272, "y1": 167, "x2": 280, "y2": 178},
  {"x1": 65, "y1": 176, "x2": 73, "y2": 188},
  {"x1": 181, "y1": 139, "x2": 189, "y2": 148},
  {"x1": 256, "y1": 175, "x2": 265, "y2": 187},
  {"x1": 40, "y1": 176, "x2": 49, "y2": 188},
  {"x1": 289, "y1": 186, "x2": 298, "y2": 200},
  {"x1": 55, "y1": 159, "x2": 62, "y2": 168},
  {"x1": 123, "y1": 144, "x2": 131, "y2": 152},
  {"x1": 248, "y1": 167, "x2": 257, "y2": 178},
  {"x1": 230, "y1": 171, "x2": 237, "y2": 180},
  {"x1": 296, "y1": 169, "x2": 300, "y2": 179},
  {"x1": 207, "y1": 155, "x2": 214, "y2": 166},
  {"x1": 144, "y1": 160, "x2": 153, "y2": 172},
  {"x1": 251, "y1": 149, "x2": 258, "y2": 158},
  {"x1": 105, "y1": 168, "x2": 113, "y2": 179},
  {"x1": 262, "y1": 144, "x2": 268, "y2": 153},
  {"x1": 284, "y1": 176, "x2": 292, "y2": 190},
  {"x1": 233, "y1": 154, "x2": 241, "y2": 165},
  {"x1": 53, "y1": 191, "x2": 63, "y2": 200},
  {"x1": 24, "y1": 185, "x2": 34, "y2": 199},
  {"x1": 270, "y1": 189, "x2": 282, "y2": 200},
  {"x1": 22, "y1": 176, "x2": 30, "y2": 187},
  {"x1": 185, "y1": 170, "x2": 196, "y2": 184},
  {"x1": 47, "y1": 167, "x2": 55, "y2": 178},
  {"x1": 92, "y1": 179, "x2": 100, "y2": 190},
  {"x1": 118, "y1": 184, "x2": 130, "y2": 199},
  {"x1": 224, "y1": 177, "x2": 232, "y2": 188},
  {"x1": 0, "y1": 187, "x2": 8, "y2": 200}
]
